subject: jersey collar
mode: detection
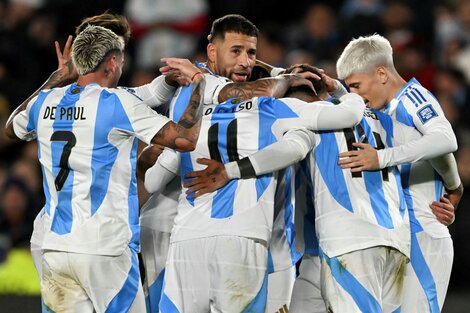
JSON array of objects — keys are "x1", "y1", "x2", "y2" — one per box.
[{"x1": 383, "y1": 77, "x2": 420, "y2": 114}]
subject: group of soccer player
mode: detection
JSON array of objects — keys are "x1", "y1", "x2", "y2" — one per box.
[{"x1": 4, "y1": 10, "x2": 464, "y2": 313}]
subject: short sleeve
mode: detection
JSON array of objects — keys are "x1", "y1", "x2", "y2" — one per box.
[
  {"x1": 12, "y1": 91, "x2": 52, "y2": 141},
  {"x1": 114, "y1": 89, "x2": 171, "y2": 144}
]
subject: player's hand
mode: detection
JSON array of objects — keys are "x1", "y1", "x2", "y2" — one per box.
[
  {"x1": 445, "y1": 183, "x2": 464, "y2": 211},
  {"x1": 430, "y1": 195, "x2": 455, "y2": 226},
  {"x1": 286, "y1": 64, "x2": 321, "y2": 76},
  {"x1": 320, "y1": 72, "x2": 339, "y2": 94},
  {"x1": 282, "y1": 72, "x2": 318, "y2": 94},
  {"x1": 137, "y1": 144, "x2": 165, "y2": 179},
  {"x1": 48, "y1": 35, "x2": 78, "y2": 88},
  {"x1": 338, "y1": 143, "x2": 380, "y2": 172},
  {"x1": 183, "y1": 158, "x2": 230, "y2": 197},
  {"x1": 160, "y1": 57, "x2": 202, "y2": 86}
]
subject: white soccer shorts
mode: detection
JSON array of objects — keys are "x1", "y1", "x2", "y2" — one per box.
[
  {"x1": 160, "y1": 236, "x2": 268, "y2": 312},
  {"x1": 140, "y1": 227, "x2": 171, "y2": 313},
  {"x1": 41, "y1": 247, "x2": 145, "y2": 313},
  {"x1": 290, "y1": 254, "x2": 326, "y2": 313},
  {"x1": 321, "y1": 246, "x2": 408, "y2": 313},
  {"x1": 401, "y1": 231, "x2": 453, "y2": 312},
  {"x1": 265, "y1": 264, "x2": 296, "y2": 313}
]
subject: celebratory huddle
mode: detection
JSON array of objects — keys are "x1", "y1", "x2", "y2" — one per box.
[{"x1": 5, "y1": 12, "x2": 463, "y2": 313}]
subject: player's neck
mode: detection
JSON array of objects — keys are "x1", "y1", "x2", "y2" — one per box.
[
  {"x1": 387, "y1": 74, "x2": 408, "y2": 103},
  {"x1": 76, "y1": 73, "x2": 114, "y2": 88},
  {"x1": 206, "y1": 60, "x2": 218, "y2": 75}
]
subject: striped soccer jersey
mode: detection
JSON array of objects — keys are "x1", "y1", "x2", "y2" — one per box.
[
  {"x1": 168, "y1": 70, "x2": 302, "y2": 272},
  {"x1": 268, "y1": 166, "x2": 303, "y2": 273},
  {"x1": 305, "y1": 108, "x2": 411, "y2": 258},
  {"x1": 140, "y1": 71, "x2": 230, "y2": 231},
  {"x1": 385, "y1": 78, "x2": 452, "y2": 238},
  {"x1": 170, "y1": 96, "x2": 338, "y2": 244},
  {"x1": 12, "y1": 82, "x2": 169, "y2": 256}
]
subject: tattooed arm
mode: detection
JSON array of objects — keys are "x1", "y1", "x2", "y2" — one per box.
[
  {"x1": 151, "y1": 74, "x2": 206, "y2": 152},
  {"x1": 5, "y1": 36, "x2": 77, "y2": 140},
  {"x1": 217, "y1": 73, "x2": 316, "y2": 102}
]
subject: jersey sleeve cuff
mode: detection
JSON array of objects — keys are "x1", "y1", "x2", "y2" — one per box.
[{"x1": 225, "y1": 161, "x2": 241, "y2": 179}]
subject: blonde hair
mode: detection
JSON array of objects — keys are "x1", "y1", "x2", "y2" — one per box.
[
  {"x1": 72, "y1": 25, "x2": 125, "y2": 75},
  {"x1": 336, "y1": 34, "x2": 395, "y2": 80}
]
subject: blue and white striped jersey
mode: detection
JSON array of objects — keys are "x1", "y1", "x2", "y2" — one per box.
[
  {"x1": 170, "y1": 96, "x2": 344, "y2": 244},
  {"x1": 13, "y1": 82, "x2": 169, "y2": 256},
  {"x1": 294, "y1": 156, "x2": 319, "y2": 257},
  {"x1": 385, "y1": 78, "x2": 453, "y2": 238},
  {"x1": 140, "y1": 71, "x2": 230, "y2": 232},
  {"x1": 304, "y1": 109, "x2": 411, "y2": 258},
  {"x1": 268, "y1": 166, "x2": 303, "y2": 273}
]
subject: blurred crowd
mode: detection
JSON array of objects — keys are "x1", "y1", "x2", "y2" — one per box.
[{"x1": 0, "y1": 0, "x2": 469, "y2": 295}]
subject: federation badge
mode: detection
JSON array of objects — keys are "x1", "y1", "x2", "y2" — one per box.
[{"x1": 417, "y1": 104, "x2": 438, "y2": 124}]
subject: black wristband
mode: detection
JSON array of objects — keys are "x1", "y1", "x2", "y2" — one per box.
[{"x1": 237, "y1": 157, "x2": 256, "y2": 178}]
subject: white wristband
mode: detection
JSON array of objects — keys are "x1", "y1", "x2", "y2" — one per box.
[
  {"x1": 225, "y1": 161, "x2": 241, "y2": 179},
  {"x1": 270, "y1": 67, "x2": 286, "y2": 77},
  {"x1": 331, "y1": 79, "x2": 348, "y2": 98}
]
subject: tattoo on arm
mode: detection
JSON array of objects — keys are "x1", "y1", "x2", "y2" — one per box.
[
  {"x1": 178, "y1": 78, "x2": 204, "y2": 128},
  {"x1": 218, "y1": 76, "x2": 294, "y2": 102},
  {"x1": 152, "y1": 77, "x2": 205, "y2": 150}
]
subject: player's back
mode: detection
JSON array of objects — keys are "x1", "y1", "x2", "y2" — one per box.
[
  {"x1": 28, "y1": 83, "x2": 165, "y2": 256},
  {"x1": 171, "y1": 96, "x2": 307, "y2": 244},
  {"x1": 308, "y1": 109, "x2": 410, "y2": 258}
]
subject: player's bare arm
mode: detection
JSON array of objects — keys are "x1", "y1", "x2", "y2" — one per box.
[
  {"x1": 218, "y1": 73, "x2": 316, "y2": 101},
  {"x1": 183, "y1": 158, "x2": 230, "y2": 197},
  {"x1": 445, "y1": 183, "x2": 464, "y2": 210},
  {"x1": 151, "y1": 73, "x2": 205, "y2": 151}
]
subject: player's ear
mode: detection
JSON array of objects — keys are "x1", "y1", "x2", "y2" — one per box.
[
  {"x1": 106, "y1": 55, "x2": 116, "y2": 75},
  {"x1": 376, "y1": 66, "x2": 388, "y2": 84},
  {"x1": 207, "y1": 43, "x2": 216, "y2": 63},
  {"x1": 105, "y1": 53, "x2": 120, "y2": 76}
]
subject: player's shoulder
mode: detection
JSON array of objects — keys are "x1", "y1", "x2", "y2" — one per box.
[
  {"x1": 398, "y1": 81, "x2": 442, "y2": 124},
  {"x1": 399, "y1": 81, "x2": 437, "y2": 108},
  {"x1": 103, "y1": 86, "x2": 144, "y2": 104}
]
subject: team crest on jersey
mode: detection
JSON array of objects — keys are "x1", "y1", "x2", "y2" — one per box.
[{"x1": 417, "y1": 104, "x2": 438, "y2": 124}]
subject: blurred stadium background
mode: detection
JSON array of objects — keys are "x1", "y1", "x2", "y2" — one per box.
[{"x1": 0, "y1": 0, "x2": 469, "y2": 311}]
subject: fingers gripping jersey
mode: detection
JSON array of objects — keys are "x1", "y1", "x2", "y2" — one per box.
[
  {"x1": 171, "y1": 96, "x2": 329, "y2": 243},
  {"x1": 306, "y1": 109, "x2": 411, "y2": 258},
  {"x1": 12, "y1": 83, "x2": 169, "y2": 256}
]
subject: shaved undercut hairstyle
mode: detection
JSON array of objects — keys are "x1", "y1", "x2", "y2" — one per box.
[
  {"x1": 75, "y1": 12, "x2": 131, "y2": 44},
  {"x1": 336, "y1": 34, "x2": 396, "y2": 80},
  {"x1": 72, "y1": 25, "x2": 125, "y2": 75},
  {"x1": 208, "y1": 14, "x2": 259, "y2": 42}
]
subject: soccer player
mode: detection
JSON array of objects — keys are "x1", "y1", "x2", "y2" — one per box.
[
  {"x1": 143, "y1": 68, "x2": 365, "y2": 311},
  {"x1": 184, "y1": 70, "x2": 412, "y2": 312},
  {"x1": 5, "y1": 25, "x2": 206, "y2": 313},
  {"x1": 335, "y1": 34, "x2": 463, "y2": 312},
  {"x1": 27, "y1": 11, "x2": 180, "y2": 280},
  {"x1": 141, "y1": 14, "x2": 320, "y2": 313}
]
